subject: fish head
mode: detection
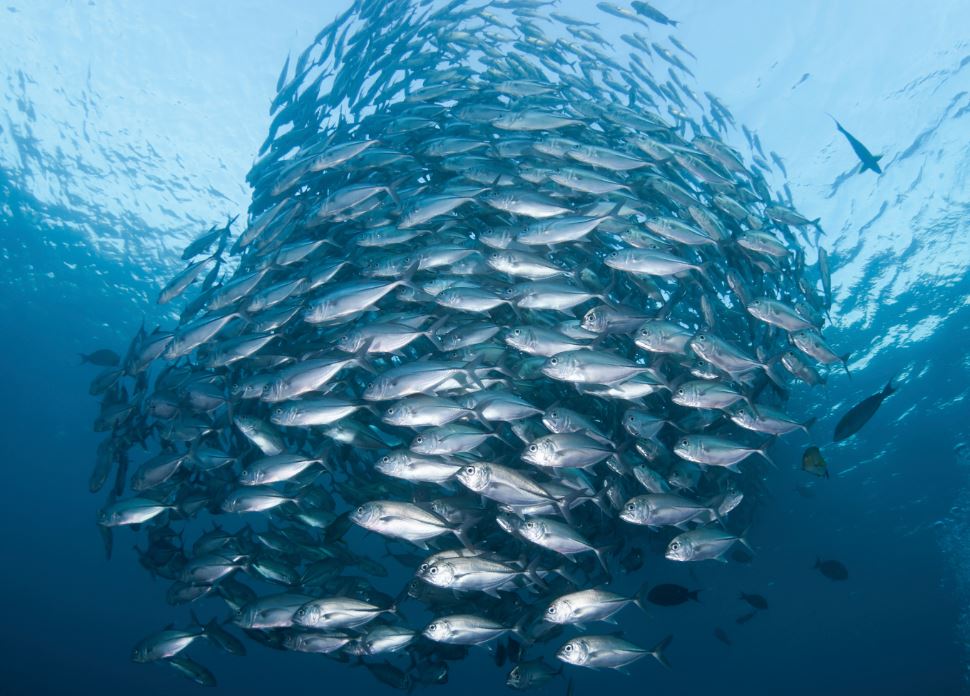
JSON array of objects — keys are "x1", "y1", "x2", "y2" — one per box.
[
  {"x1": 540, "y1": 354, "x2": 571, "y2": 381},
  {"x1": 97, "y1": 507, "x2": 114, "y2": 526},
  {"x1": 270, "y1": 405, "x2": 295, "y2": 427},
  {"x1": 496, "y1": 514, "x2": 521, "y2": 536},
  {"x1": 541, "y1": 407, "x2": 571, "y2": 433},
  {"x1": 422, "y1": 561, "x2": 456, "y2": 588},
  {"x1": 382, "y1": 403, "x2": 409, "y2": 426},
  {"x1": 375, "y1": 452, "x2": 405, "y2": 476},
  {"x1": 673, "y1": 436, "x2": 696, "y2": 461},
  {"x1": 336, "y1": 331, "x2": 364, "y2": 353},
  {"x1": 220, "y1": 492, "x2": 240, "y2": 513},
  {"x1": 556, "y1": 638, "x2": 589, "y2": 666},
  {"x1": 581, "y1": 307, "x2": 606, "y2": 333},
  {"x1": 620, "y1": 497, "x2": 649, "y2": 524},
  {"x1": 688, "y1": 332, "x2": 712, "y2": 358},
  {"x1": 544, "y1": 597, "x2": 572, "y2": 624},
  {"x1": 522, "y1": 437, "x2": 553, "y2": 466},
  {"x1": 665, "y1": 535, "x2": 694, "y2": 562},
  {"x1": 456, "y1": 463, "x2": 490, "y2": 492},
  {"x1": 410, "y1": 432, "x2": 437, "y2": 454},
  {"x1": 350, "y1": 502, "x2": 382, "y2": 530},
  {"x1": 503, "y1": 327, "x2": 532, "y2": 352},
  {"x1": 728, "y1": 403, "x2": 753, "y2": 426},
  {"x1": 519, "y1": 518, "x2": 547, "y2": 543},
  {"x1": 423, "y1": 618, "x2": 453, "y2": 642},
  {"x1": 293, "y1": 602, "x2": 320, "y2": 627},
  {"x1": 362, "y1": 376, "x2": 390, "y2": 401},
  {"x1": 238, "y1": 462, "x2": 265, "y2": 485}
]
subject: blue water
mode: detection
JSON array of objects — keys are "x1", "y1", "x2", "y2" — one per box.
[{"x1": 2, "y1": 1, "x2": 969, "y2": 694}]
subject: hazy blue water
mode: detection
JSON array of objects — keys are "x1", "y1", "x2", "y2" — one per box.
[{"x1": 1, "y1": 2, "x2": 969, "y2": 694}]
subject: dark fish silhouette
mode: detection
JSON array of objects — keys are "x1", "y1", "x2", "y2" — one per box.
[
  {"x1": 739, "y1": 592, "x2": 768, "y2": 611},
  {"x1": 830, "y1": 116, "x2": 883, "y2": 174},
  {"x1": 79, "y1": 349, "x2": 120, "y2": 367},
  {"x1": 735, "y1": 611, "x2": 757, "y2": 624},
  {"x1": 833, "y1": 379, "x2": 897, "y2": 442},
  {"x1": 714, "y1": 627, "x2": 732, "y2": 646},
  {"x1": 815, "y1": 558, "x2": 849, "y2": 581},
  {"x1": 646, "y1": 583, "x2": 701, "y2": 606}
]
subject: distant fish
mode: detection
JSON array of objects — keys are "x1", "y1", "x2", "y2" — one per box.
[
  {"x1": 739, "y1": 592, "x2": 768, "y2": 611},
  {"x1": 833, "y1": 378, "x2": 897, "y2": 442},
  {"x1": 815, "y1": 558, "x2": 849, "y2": 581},
  {"x1": 79, "y1": 349, "x2": 120, "y2": 367},
  {"x1": 829, "y1": 116, "x2": 883, "y2": 174},
  {"x1": 801, "y1": 446, "x2": 829, "y2": 478},
  {"x1": 646, "y1": 583, "x2": 701, "y2": 606},
  {"x1": 714, "y1": 627, "x2": 732, "y2": 646},
  {"x1": 735, "y1": 611, "x2": 757, "y2": 625}
]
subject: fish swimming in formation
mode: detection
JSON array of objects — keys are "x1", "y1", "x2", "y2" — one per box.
[
  {"x1": 82, "y1": 0, "x2": 847, "y2": 689},
  {"x1": 829, "y1": 116, "x2": 884, "y2": 174},
  {"x1": 833, "y1": 379, "x2": 897, "y2": 442}
]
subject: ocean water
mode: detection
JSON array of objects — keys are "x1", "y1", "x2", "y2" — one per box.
[{"x1": 1, "y1": 1, "x2": 969, "y2": 694}]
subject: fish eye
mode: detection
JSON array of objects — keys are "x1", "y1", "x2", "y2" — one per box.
[
  {"x1": 547, "y1": 606, "x2": 556, "y2": 614},
  {"x1": 626, "y1": 503, "x2": 635, "y2": 512},
  {"x1": 356, "y1": 506, "x2": 365, "y2": 514},
  {"x1": 274, "y1": 408, "x2": 283, "y2": 416},
  {"x1": 698, "y1": 334, "x2": 707, "y2": 340},
  {"x1": 526, "y1": 521, "x2": 536, "y2": 528},
  {"x1": 386, "y1": 407, "x2": 395, "y2": 415},
  {"x1": 550, "y1": 357, "x2": 558, "y2": 365},
  {"x1": 465, "y1": 466, "x2": 475, "y2": 474},
  {"x1": 241, "y1": 469, "x2": 248, "y2": 477},
  {"x1": 416, "y1": 436, "x2": 424, "y2": 444},
  {"x1": 680, "y1": 439, "x2": 689, "y2": 447},
  {"x1": 429, "y1": 567, "x2": 438, "y2": 574},
  {"x1": 428, "y1": 623, "x2": 437, "y2": 631},
  {"x1": 382, "y1": 456, "x2": 390, "y2": 463},
  {"x1": 550, "y1": 410, "x2": 558, "y2": 417},
  {"x1": 529, "y1": 444, "x2": 537, "y2": 452},
  {"x1": 676, "y1": 388, "x2": 684, "y2": 396},
  {"x1": 564, "y1": 644, "x2": 573, "y2": 652},
  {"x1": 671, "y1": 542, "x2": 680, "y2": 549},
  {"x1": 513, "y1": 329, "x2": 521, "y2": 335}
]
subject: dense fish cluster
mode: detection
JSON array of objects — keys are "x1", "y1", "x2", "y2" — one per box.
[{"x1": 85, "y1": 0, "x2": 843, "y2": 689}]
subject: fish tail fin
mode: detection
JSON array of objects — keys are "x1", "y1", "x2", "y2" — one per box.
[
  {"x1": 511, "y1": 616, "x2": 535, "y2": 646},
  {"x1": 593, "y1": 545, "x2": 613, "y2": 578},
  {"x1": 840, "y1": 353, "x2": 852, "y2": 377},
  {"x1": 650, "y1": 634, "x2": 673, "y2": 669},
  {"x1": 757, "y1": 441, "x2": 777, "y2": 468},
  {"x1": 738, "y1": 529, "x2": 755, "y2": 555},
  {"x1": 800, "y1": 416, "x2": 817, "y2": 435},
  {"x1": 689, "y1": 589, "x2": 702, "y2": 602},
  {"x1": 634, "y1": 581, "x2": 651, "y2": 613},
  {"x1": 883, "y1": 378, "x2": 897, "y2": 397},
  {"x1": 78, "y1": 353, "x2": 89, "y2": 364}
]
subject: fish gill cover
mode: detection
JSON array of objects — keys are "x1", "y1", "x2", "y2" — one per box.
[{"x1": 87, "y1": 0, "x2": 839, "y2": 689}]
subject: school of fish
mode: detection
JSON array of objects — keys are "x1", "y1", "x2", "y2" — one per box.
[{"x1": 84, "y1": 0, "x2": 847, "y2": 689}]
